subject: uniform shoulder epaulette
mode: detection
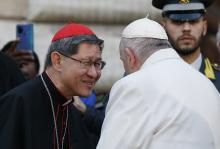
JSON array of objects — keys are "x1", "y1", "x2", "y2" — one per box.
[
  {"x1": 204, "y1": 58, "x2": 216, "y2": 79},
  {"x1": 211, "y1": 63, "x2": 220, "y2": 72}
]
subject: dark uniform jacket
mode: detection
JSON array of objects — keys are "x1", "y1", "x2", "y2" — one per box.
[
  {"x1": 0, "y1": 72, "x2": 96, "y2": 149},
  {"x1": 200, "y1": 56, "x2": 220, "y2": 93}
]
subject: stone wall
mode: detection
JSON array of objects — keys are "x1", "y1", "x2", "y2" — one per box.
[
  {"x1": 27, "y1": 0, "x2": 160, "y2": 23},
  {"x1": 0, "y1": 0, "x2": 27, "y2": 19}
]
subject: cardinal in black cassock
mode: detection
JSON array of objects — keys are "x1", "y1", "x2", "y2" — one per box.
[
  {"x1": 0, "y1": 72, "x2": 97, "y2": 149},
  {"x1": 0, "y1": 22, "x2": 105, "y2": 149}
]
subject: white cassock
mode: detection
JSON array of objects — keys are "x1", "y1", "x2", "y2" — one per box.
[{"x1": 97, "y1": 48, "x2": 220, "y2": 149}]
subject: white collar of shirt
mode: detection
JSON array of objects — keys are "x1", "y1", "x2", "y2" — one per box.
[
  {"x1": 141, "y1": 48, "x2": 181, "y2": 69},
  {"x1": 190, "y1": 54, "x2": 202, "y2": 71}
]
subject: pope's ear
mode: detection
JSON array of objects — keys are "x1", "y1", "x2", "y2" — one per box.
[
  {"x1": 51, "y1": 51, "x2": 63, "y2": 70},
  {"x1": 124, "y1": 48, "x2": 138, "y2": 67}
]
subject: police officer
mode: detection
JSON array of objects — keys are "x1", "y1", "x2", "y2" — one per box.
[{"x1": 152, "y1": 0, "x2": 220, "y2": 92}]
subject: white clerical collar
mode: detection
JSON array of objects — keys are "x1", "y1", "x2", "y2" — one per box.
[
  {"x1": 62, "y1": 98, "x2": 73, "y2": 106},
  {"x1": 191, "y1": 54, "x2": 202, "y2": 70}
]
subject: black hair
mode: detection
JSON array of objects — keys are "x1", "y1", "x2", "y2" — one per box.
[{"x1": 32, "y1": 51, "x2": 40, "y2": 73}]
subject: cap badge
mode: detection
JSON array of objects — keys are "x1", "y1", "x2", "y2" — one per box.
[{"x1": 179, "y1": 0, "x2": 190, "y2": 4}]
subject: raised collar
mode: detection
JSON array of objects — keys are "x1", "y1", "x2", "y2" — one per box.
[{"x1": 141, "y1": 48, "x2": 181, "y2": 69}]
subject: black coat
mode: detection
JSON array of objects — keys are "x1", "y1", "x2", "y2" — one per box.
[
  {"x1": 0, "y1": 72, "x2": 96, "y2": 149},
  {"x1": 0, "y1": 51, "x2": 25, "y2": 96}
]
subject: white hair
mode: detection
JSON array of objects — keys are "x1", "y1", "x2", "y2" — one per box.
[{"x1": 119, "y1": 37, "x2": 171, "y2": 61}]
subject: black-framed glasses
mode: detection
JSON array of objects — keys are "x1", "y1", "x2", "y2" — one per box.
[{"x1": 59, "y1": 52, "x2": 106, "y2": 70}]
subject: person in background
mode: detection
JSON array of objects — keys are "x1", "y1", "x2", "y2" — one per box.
[
  {"x1": 1, "y1": 40, "x2": 40, "y2": 80},
  {"x1": 152, "y1": 0, "x2": 220, "y2": 92},
  {"x1": 0, "y1": 50, "x2": 25, "y2": 96},
  {"x1": 20, "y1": 51, "x2": 40, "y2": 79},
  {"x1": 0, "y1": 23, "x2": 105, "y2": 149},
  {"x1": 73, "y1": 92, "x2": 109, "y2": 137},
  {"x1": 97, "y1": 17, "x2": 220, "y2": 149},
  {"x1": 80, "y1": 90, "x2": 97, "y2": 108}
]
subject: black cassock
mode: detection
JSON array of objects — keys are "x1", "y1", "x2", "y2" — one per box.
[{"x1": 0, "y1": 72, "x2": 96, "y2": 149}]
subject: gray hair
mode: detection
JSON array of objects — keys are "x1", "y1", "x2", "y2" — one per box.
[
  {"x1": 44, "y1": 36, "x2": 102, "y2": 68},
  {"x1": 119, "y1": 37, "x2": 171, "y2": 61}
]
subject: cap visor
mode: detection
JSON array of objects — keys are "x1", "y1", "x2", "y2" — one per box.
[
  {"x1": 163, "y1": 3, "x2": 205, "y2": 11},
  {"x1": 168, "y1": 13, "x2": 203, "y2": 21}
]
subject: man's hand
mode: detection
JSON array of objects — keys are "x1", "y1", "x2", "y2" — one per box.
[
  {"x1": 1, "y1": 40, "x2": 34, "y2": 67},
  {"x1": 73, "y1": 96, "x2": 87, "y2": 113}
]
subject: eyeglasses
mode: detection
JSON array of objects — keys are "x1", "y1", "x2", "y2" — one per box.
[{"x1": 59, "y1": 52, "x2": 106, "y2": 70}]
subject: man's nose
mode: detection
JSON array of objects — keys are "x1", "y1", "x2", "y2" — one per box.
[
  {"x1": 182, "y1": 22, "x2": 191, "y2": 31},
  {"x1": 87, "y1": 64, "x2": 99, "y2": 78}
]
